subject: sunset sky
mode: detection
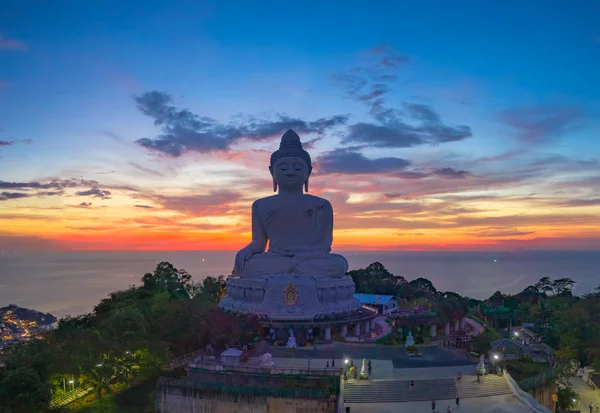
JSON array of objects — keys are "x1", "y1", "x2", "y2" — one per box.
[{"x1": 1, "y1": 1, "x2": 599, "y2": 251}]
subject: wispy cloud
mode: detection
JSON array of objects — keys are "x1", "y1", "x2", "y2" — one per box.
[
  {"x1": 331, "y1": 46, "x2": 472, "y2": 149},
  {"x1": 0, "y1": 35, "x2": 28, "y2": 52},
  {"x1": 134, "y1": 91, "x2": 348, "y2": 156},
  {"x1": 317, "y1": 148, "x2": 411, "y2": 174},
  {"x1": 128, "y1": 161, "x2": 164, "y2": 176},
  {"x1": 0, "y1": 192, "x2": 31, "y2": 201},
  {"x1": 75, "y1": 187, "x2": 112, "y2": 199},
  {"x1": 501, "y1": 106, "x2": 584, "y2": 143},
  {"x1": 0, "y1": 139, "x2": 32, "y2": 147},
  {"x1": 471, "y1": 227, "x2": 535, "y2": 237}
]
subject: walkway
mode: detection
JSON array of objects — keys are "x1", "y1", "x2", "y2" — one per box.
[
  {"x1": 346, "y1": 394, "x2": 531, "y2": 413},
  {"x1": 49, "y1": 386, "x2": 93, "y2": 408},
  {"x1": 344, "y1": 375, "x2": 511, "y2": 403},
  {"x1": 570, "y1": 376, "x2": 600, "y2": 412},
  {"x1": 250, "y1": 342, "x2": 476, "y2": 368}
]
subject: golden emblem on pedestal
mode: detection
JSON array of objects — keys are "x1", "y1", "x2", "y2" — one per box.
[{"x1": 284, "y1": 281, "x2": 298, "y2": 306}]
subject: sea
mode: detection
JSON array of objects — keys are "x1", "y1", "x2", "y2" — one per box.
[{"x1": 0, "y1": 250, "x2": 599, "y2": 319}]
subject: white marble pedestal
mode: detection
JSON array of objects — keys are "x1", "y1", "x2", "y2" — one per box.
[{"x1": 220, "y1": 273, "x2": 362, "y2": 321}]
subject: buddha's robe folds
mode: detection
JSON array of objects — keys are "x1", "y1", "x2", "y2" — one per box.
[{"x1": 239, "y1": 194, "x2": 348, "y2": 278}]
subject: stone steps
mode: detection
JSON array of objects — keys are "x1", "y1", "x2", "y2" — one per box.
[{"x1": 344, "y1": 375, "x2": 511, "y2": 403}]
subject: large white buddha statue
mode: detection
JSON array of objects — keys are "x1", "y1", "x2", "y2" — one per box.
[{"x1": 234, "y1": 129, "x2": 348, "y2": 279}]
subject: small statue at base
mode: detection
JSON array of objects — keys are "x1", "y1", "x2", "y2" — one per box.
[
  {"x1": 476, "y1": 354, "x2": 486, "y2": 376},
  {"x1": 286, "y1": 330, "x2": 297, "y2": 348},
  {"x1": 405, "y1": 331, "x2": 415, "y2": 347}
]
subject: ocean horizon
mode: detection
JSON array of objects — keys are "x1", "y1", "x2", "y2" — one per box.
[{"x1": 1, "y1": 250, "x2": 599, "y2": 318}]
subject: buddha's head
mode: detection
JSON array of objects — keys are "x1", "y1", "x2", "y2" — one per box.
[{"x1": 269, "y1": 130, "x2": 312, "y2": 192}]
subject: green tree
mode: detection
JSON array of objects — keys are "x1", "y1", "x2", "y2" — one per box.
[
  {"x1": 552, "y1": 278, "x2": 576, "y2": 297},
  {"x1": 0, "y1": 367, "x2": 51, "y2": 413},
  {"x1": 535, "y1": 277, "x2": 553, "y2": 296},
  {"x1": 471, "y1": 329, "x2": 502, "y2": 354},
  {"x1": 408, "y1": 277, "x2": 437, "y2": 298},
  {"x1": 141, "y1": 261, "x2": 192, "y2": 298}
]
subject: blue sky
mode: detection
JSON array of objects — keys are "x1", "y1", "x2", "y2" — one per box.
[{"x1": 1, "y1": 0, "x2": 599, "y2": 250}]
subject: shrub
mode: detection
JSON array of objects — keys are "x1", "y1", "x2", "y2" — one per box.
[{"x1": 405, "y1": 345, "x2": 418, "y2": 353}]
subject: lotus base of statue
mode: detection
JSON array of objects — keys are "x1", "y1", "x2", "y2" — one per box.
[{"x1": 220, "y1": 274, "x2": 362, "y2": 321}]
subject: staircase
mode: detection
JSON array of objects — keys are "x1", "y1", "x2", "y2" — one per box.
[{"x1": 344, "y1": 375, "x2": 511, "y2": 403}]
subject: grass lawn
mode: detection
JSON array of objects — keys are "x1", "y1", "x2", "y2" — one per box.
[{"x1": 506, "y1": 360, "x2": 549, "y2": 382}]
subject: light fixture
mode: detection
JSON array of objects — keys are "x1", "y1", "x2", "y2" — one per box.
[
  {"x1": 494, "y1": 354, "x2": 499, "y2": 359},
  {"x1": 344, "y1": 359, "x2": 349, "y2": 364},
  {"x1": 68, "y1": 380, "x2": 74, "y2": 384}
]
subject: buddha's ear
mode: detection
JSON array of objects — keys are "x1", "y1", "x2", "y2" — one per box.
[
  {"x1": 268, "y1": 166, "x2": 277, "y2": 192},
  {"x1": 305, "y1": 166, "x2": 312, "y2": 193}
]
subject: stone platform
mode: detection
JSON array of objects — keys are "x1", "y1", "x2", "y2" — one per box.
[{"x1": 220, "y1": 274, "x2": 363, "y2": 322}]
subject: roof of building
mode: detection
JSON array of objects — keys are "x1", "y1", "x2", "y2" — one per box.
[
  {"x1": 354, "y1": 294, "x2": 396, "y2": 305},
  {"x1": 491, "y1": 339, "x2": 524, "y2": 352},
  {"x1": 220, "y1": 348, "x2": 243, "y2": 357},
  {"x1": 530, "y1": 343, "x2": 554, "y2": 354},
  {"x1": 590, "y1": 373, "x2": 600, "y2": 389}
]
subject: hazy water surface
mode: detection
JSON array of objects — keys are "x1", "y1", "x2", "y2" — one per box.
[{"x1": 1, "y1": 250, "x2": 599, "y2": 318}]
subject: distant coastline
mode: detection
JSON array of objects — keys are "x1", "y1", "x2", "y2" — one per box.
[{"x1": 1, "y1": 250, "x2": 599, "y2": 318}]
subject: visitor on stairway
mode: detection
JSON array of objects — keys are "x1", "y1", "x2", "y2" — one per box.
[{"x1": 456, "y1": 395, "x2": 460, "y2": 408}]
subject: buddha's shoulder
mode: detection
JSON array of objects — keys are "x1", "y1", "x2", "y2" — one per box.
[
  {"x1": 304, "y1": 194, "x2": 332, "y2": 208},
  {"x1": 252, "y1": 195, "x2": 331, "y2": 209}
]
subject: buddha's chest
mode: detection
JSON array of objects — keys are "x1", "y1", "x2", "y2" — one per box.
[{"x1": 261, "y1": 199, "x2": 324, "y2": 227}]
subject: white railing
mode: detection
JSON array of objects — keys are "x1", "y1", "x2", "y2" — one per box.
[
  {"x1": 49, "y1": 385, "x2": 93, "y2": 408},
  {"x1": 503, "y1": 370, "x2": 552, "y2": 413},
  {"x1": 162, "y1": 349, "x2": 207, "y2": 371}
]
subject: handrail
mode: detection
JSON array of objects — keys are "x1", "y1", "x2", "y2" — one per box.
[{"x1": 49, "y1": 385, "x2": 93, "y2": 408}]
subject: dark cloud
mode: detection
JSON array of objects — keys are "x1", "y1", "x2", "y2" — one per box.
[
  {"x1": 562, "y1": 198, "x2": 600, "y2": 207},
  {"x1": 341, "y1": 106, "x2": 472, "y2": 148},
  {"x1": 331, "y1": 45, "x2": 408, "y2": 117},
  {"x1": 472, "y1": 228, "x2": 536, "y2": 237},
  {"x1": 384, "y1": 192, "x2": 405, "y2": 199},
  {"x1": 317, "y1": 149, "x2": 411, "y2": 174},
  {"x1": 363, "y1": 43, "x2": 411, "y2": 70},
  {"x1": 134, "y1": 204, "x2": 154, "y2": 209},
  {"x1": 0, "y1": 192, "x2": 30, "y2": 201},
  {"x1": 502, "y1": 106, "x2": 584, "y2": 143},
  {"x1": 316, "y1": 151, "x2": 474, "y2": 180},
  {"x1": 301, "y1": 137, "x2": 323, "y2": 150},
  {"x1": 134, "y1": 91, "x2": 348, "y2": 157},
  {"x1": 149, "y1": 190, "x2": 243, "y2": 216},
  {"x1": 0, "y1": 138, "x2": 31, "y2": 147},
  {"x1": 330, "y1": 45, "x2": 471, "y2": 149},
  {"x1": 0, "y1": 178, "x2": 98, "y2": 190},
  {"x1": 78, "y1": 202, "x2": 92, "y2": 208},
  {"x1": 75, "y1": 187, "x2": 112, "y2": 199},
  {"x1": 433, "y1": 167, "x2": 473, "y2": 179},
  {"x1": 393, "y1": 171, "x2": 430, "y2": 180}
]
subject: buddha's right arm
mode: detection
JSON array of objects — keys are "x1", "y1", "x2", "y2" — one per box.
[{"x1": 249, "y1": 201, "x2": 267, "y2": 253}]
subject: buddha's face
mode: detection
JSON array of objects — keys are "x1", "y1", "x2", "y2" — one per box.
[{"x1": 270, "y1": 156, "x2": 311, "y2": 191}]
